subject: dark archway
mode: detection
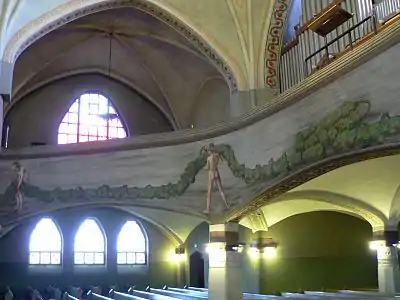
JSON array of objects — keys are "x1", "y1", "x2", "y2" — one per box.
[{"x1": 189, "y1": 251, "x2": 205, "y2": 288}]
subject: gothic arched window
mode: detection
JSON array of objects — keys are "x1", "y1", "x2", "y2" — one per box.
[
  {"x1": 58, "y1": 93, "x2": 127, "y2": 144},
  {"x1": 116, "y1": 221, "x2": 147, "y2": 265},
  {"x1": 74, "y1": 218, "x2": 106, "y2": 265},
  {"x1": 29, "y1": 218, "x2": 62, "y2": 265}
]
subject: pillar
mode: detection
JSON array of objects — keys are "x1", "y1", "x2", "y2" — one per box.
[
  {"x1": 372, "y1": 230, "x2": 400, "y2": 293},
  {"x1": 230, "y1": 88, "x2": 276, "y2": 118},
  {"x1": 175, "y1": 245, "x2": 186, "y2": 287},
  {"x1": 208, "y1": 222, "x2": 243, "y2": 300}
]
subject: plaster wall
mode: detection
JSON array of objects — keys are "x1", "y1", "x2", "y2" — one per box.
[
  {"x1": 190, "y1": 78, "x2": 230, "y2": 129},
  {"x1": 260, "y1": 212, "x2": 377, "y2": 293},
  {"x1": 0, "y1": 38, "x2": 399, "y2": 219},
  {"x1": 6, "y1": 74, "x2": 173, "y2": 148}
]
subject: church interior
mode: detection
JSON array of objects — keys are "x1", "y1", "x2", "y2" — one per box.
[{"x1": 1, "y1": 0, "x2": 400, "y2": 299}]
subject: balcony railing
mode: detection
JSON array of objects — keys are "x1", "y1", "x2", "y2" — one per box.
[{"x1": 279, "y1": 0, "x2": 400, "y2": 93}]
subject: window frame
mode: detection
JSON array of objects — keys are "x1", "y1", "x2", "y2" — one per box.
[
  {"x1": 57, "y1": 92, "x2": 128, "y2": 145},
  {"x1": 73, "y1": 218, "x2": 107, "y2": 266},
  {"x1": 28, "y1": 217, "x2": 63, "y2": 266},
  {"x1": 116, "y1": 220, "x2": 148, "y2": 267}
]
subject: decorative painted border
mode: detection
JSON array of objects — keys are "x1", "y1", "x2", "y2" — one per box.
[
  {"x1": 4, "y1": 0, "x2": 238, "y2": 91},
  {"x1": 264, "y1": 0, "x2": 292, "y2": 90}
]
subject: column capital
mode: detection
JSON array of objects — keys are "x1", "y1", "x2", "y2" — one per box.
[
  {"x1": 209, "y1": 222, "x2": 239, "y2": 245},
  {"x1": 372, "y1": 230, "x2": 398, "y2": 246}
]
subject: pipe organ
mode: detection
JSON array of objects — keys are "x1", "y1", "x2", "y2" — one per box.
[{"x1": 279, "y1": 0, "x2": 398, "y2": 92}]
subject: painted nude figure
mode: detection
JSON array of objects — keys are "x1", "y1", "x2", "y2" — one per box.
[
  {"x1": 12, "y1": 161, "x2": 26, "y2": 212},
  {"x1": 203, "y1": 143, "x2": 230, "y2": 214}
]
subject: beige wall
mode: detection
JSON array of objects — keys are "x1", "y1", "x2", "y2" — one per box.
[
  {"x1": 6, "y1": 74, "x2": 173, "y2": 148},
  {"x1": 190, "y1": 78, "x2": 230, "y2": 129},
  {"x1": 261, "y1": 212, "x2": 377, "y2": 293}
]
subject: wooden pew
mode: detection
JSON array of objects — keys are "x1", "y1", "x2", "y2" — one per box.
[
  {"x1": 171, "y1": 287, "x2": 276, "y2": 299},
  {"x1": 69, "y1": 287, "x2": 84, "y2": 300},
  {"x1": 339, "y1": 290, "x2": 400, "y2": 298},
  {"x1": 47, "y1": 286, "x2": 62, "y2": 300},
  {"x1": 162, "y1": 288, "x2": 205, "y2": 296},
  {"x1": 63, "y1": 292, "x2": 80, "y2": 300},
  {"x1": 31, "y1": 289, "x2": 44, "y2": 300},
  {"x1": 109, "y1": 289, "x2": 146, "y2": 300},
  {"x1": 89, "y1": 287, "x2": 103, "y2": 296},
  {"x1": 304, "y1": 291, "x2": 397, "y2": 299},
  {"x1": 122, "y1": 287, "x2": 180, "y2": 300},
  {"x1": 4, "y1": 286, "x2": 14, "y2": 300},
  {"x1": 87, "y1": 291, "x2": 113, "y2": 300},
  {"x1": 183, "y1": 288, "x2": 206, "y2": 293},
  {"x1": 145, "y1": 287, "x2": 207, "y2": 300},
  {"x1": 283, "y1": 292, "x2": 344, "y2": 299}
]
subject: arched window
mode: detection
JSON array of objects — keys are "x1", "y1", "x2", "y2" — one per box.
[
  {"x1": 117, "y1": 221, "x2": 147, "y2": 265},
  {"x1": 58, "y1": 93, "x2": 127, "y2": 144},
  {"x1": 74, "y1": 219, "x2": 105, "y2": 265},
  {"x1": 29, "y1": 218, "x2": 62, "y2": 265}
]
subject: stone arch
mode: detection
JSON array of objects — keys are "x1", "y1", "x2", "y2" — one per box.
[
  {"x1": 115, "y1": 206, "x2": 185, "y2": 247},
  {"x1": 269, "y1": 190, "x2": 387, "y2": 230},
  {"x1": 3, "y1": 0, "x2": 243, "y2": 91},
  {"x1": 185, "y1": 221, "x2": 209, "y2": 255}
]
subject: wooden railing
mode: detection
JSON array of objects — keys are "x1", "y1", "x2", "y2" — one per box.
[
  {"x1": 279, "y1": 0, "x2": 399, "y2": 93},
  {"x1": 304, "y1": 15, "x2": 373, "y2": 77}
]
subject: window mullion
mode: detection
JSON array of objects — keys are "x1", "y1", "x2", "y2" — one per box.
[{"x1": 77, "y1": 98, "x2": 81, "y2": 143}]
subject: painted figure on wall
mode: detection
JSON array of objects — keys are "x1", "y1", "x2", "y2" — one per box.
[
  {"x1": 203, "y1": 143, "x2": 230, "y2": 214},
  {"x1": 12, "y1": 161, "x2": 27, "y2": 212}
]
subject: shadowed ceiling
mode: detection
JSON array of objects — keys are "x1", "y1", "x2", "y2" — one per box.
[{"x1": 10, "y1": 7, "x2": 230, "y2": 130}]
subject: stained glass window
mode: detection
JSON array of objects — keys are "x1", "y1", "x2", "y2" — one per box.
[{"x1": 58, "y1": 93, "x2": 127, "y2": 144}]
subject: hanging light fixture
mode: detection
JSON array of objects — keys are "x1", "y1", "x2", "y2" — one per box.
[{"x1": 98, "y1": 31, "x2": 117, "y2": 122}]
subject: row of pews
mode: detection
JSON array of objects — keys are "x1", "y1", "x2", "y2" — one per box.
[
  {"x1": 5, "y1": 285, "x2": 400, "y2": 300},
  {"x1": 66, "y1": 286, "x2": 400, "y2": 300}
]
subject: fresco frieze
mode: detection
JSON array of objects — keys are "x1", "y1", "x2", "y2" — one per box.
[{"x1": 0, "y1": 100, "x2": 400, "y2": 225}]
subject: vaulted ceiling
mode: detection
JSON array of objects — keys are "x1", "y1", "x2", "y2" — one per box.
[{"x1": 10, "y1": 8, "x2": 229, "y2": 129}]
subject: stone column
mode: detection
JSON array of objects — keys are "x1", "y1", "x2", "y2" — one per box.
[
  {"x1": 208, "y1": 222, "x2": 243, "y2": 300},
  {"x1": 230, "y1": 88, "x2": 277, "y2": 118},
  {"x1": 373, "y1": 230, "x2": 400, "y2": 293}
]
